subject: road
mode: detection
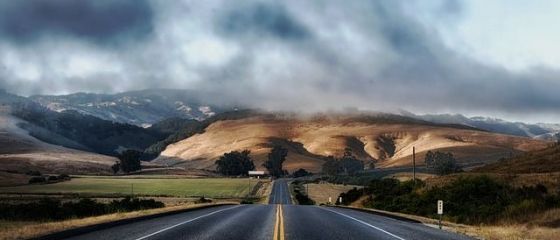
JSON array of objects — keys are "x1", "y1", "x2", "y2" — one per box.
[
  {"x1": 268, "y1": 178, "x2": 292, "y2": 204},
  {"x1": 61, "y1": 180, "x2": 472, "y2": 240}
]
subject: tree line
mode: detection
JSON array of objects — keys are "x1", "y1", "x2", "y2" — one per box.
[{"x1": 215, "y1": 146, "x2": 290, "y2": 177}]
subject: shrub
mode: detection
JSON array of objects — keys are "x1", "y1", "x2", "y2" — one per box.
[
  {"x1": 47, "y1": 175, "x2": 59, "y2": 182},
  {"x1": 58, "y1": 174, "x2": 71, "y2": 180},
  {"x1": 28, "y1": 176, "x2": 46, "y2": 184},
  {"x1": 291, "y1": 180, "x2": 315, "y2": 205},
  {"x1": 336, "y1": 187, "x2": 363, "y2": 205},
  {"x1": 292, "y1": 168, "x2": 311, "y2": 178},
  {"x1": 340, "y1": 175, "x2": 560, "y2": 225},
  {"x1": 0, "y1": 197, "x2": 165, "y2": 221},
  {"x1": 195, "y1": 197, "x2": 212, "y2": 204}
]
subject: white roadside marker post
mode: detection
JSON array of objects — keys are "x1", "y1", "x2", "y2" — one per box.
[
  {"x1": 329, "y1": 197, "x2": 332, "y2": 205},
  {"x1": 437, "y1": 200, "x2": 443, "y2": 229}
]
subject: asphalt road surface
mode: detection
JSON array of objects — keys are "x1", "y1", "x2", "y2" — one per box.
[
  {"x1": 61, "y1": 180, "x2": 472, "y2": 240},
  {"x1": 268, "y1": 178, "x2": 292, "y2": 204}
]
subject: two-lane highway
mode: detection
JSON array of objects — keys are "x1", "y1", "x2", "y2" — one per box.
[
  {"x1": 60, "y1": 179, "x2": 473, "y2": 240},
  {"x1": 268, "y1": 178, "x2": 291, "y2": 204}
]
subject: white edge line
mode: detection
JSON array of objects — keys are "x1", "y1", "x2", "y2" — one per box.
[
  {"x1": 135, "y1": 205, "x2": 241, "y2": 240},
  {"x1": 321, "y1": 207, "x2": 406, "y2": 240}
]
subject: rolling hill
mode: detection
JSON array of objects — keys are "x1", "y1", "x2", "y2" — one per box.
[
  {"x1": 0, "y1": 111, "x2": 117, "y2": 175},
  {"x1": 474, "y1": 144, "x2": 560, "y2": 173},
  {"x1": 155, "y1": 113, "x2": 549, "y2": 173}
]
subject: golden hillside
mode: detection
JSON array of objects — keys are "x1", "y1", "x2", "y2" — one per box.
[
  {"x1": 475, "y1": 144, "x2": 560, "y2": 173},
  {"x1": 156, "y1": 114, "x2": 548, "y2": 173}
]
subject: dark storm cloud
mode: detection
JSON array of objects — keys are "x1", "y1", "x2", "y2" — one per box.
[
  {"x1": 218, "y1": 2, "x2": 311, "y2": 40},
  {"x1": 0, "y1": 0, "x2": 154, "y2": 45},
  {"x1": 0, "y1": 0, "x2": 559, "y2": 121}
]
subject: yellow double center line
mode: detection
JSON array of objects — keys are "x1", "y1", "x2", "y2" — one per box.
[{"x1": 273, "y1": 204, "x2": 285, "y2": 240}]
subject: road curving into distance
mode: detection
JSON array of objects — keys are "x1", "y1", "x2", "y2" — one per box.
[{"x1": 60, "y1": 180, "x2": 472, "y2": 240}]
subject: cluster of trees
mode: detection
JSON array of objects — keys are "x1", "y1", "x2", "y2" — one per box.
[
  {"x1": 322, "y1": 148, "x2": 364, "y2": 175},
  {"x1": 215, "y1": 145, "x2": 290, "y2": 177},
  {"x1": 0, "y1": 197, "x2": 164, "y2": 221},
  {"x1": 337, "y1": 176, "x2": 560, "y2": 224},
  {"x1": 425, "y1": 151, "x2": 462, "y2": 175},
  {"x1": 215, "y1": 150, "x2": 255, "y2": 176},
  {"x1": 112, "y1": 150, "x2": 142, "y2": 174}
]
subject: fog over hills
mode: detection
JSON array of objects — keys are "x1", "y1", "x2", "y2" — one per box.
[
  {"x1": 25, "y1": 89, "x2": 560, "y2": 140},
  {"x1": 30, "y1": 89, "x2": 231, "y2": 127}
]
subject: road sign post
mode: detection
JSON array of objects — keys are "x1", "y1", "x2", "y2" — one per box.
[{"x1": 437, "y1": 200, "x2": 443, "y2": 229}]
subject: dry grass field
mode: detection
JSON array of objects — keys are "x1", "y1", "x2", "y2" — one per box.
[
  {"x1": 306, "y1": 183, "x2": 361, "y2": 204},
  {"x1": 157, "y1": 114, "x2": 547, "y2": 172}
]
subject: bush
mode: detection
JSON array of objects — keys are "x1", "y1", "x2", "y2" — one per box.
[
  {"x1": 336, "y1": 187, "x2": 363, "y2": 205},
  {"x1": 292, "y1": 168, "x2": 311, "y2": 178},
  {"x1": 58, "y1": 174, "x2": 71, "y2": 180},
  {"x1": 47, "y1": 175, "x2": 59, "y2": 182},
  {"x1": 343, "y1": 175, "x2": 560, "y2": 224},
  {"x1": 195, "y1": 197, "x2": 212, "y2": 204},
  {"x1": 28, "y1": 176, "x2": 46, "y2": 184},
  {"x1": 0, "y1": 197, "x2": 165, "y2": 221},
  {"x1": 291, "y1": 180, "x2": 315, "y2": 205},
  {"x1": 240, "y1": 199, "x2": 254, "y2": 204}
]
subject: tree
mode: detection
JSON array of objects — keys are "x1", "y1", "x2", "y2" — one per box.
[
  {"x1": 339, "y1": 148, "x2": 364, "y2": 175},
  {"x1": 215, "y1": 150, "x2": 255, "y2": 176},
  {"x1": 425, "y1": 150, "x2": 460, "y2": 175},
  {"x1": 293, "y1": 168, "x2": 311, "y2": 178},
  {"x1": 321, "y1": 149, "x2": 364, "y2": 176},
  {"x1": 111, "y1": 162, "x2": 121, "y2": 175},
  {"x1": 263, "y1": 146, "x2": 288, "y2": 177},
  {"x1": 118, "y1": 150, "x2": 142, "y2": 173}
]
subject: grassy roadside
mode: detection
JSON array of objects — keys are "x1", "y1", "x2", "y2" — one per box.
[
  {"x1": 336, "y1": 205, "x2": 560, "y2": 240},
  {"x1": 0, "y1": 202, "x2": 236, "y2": 240},
  {"x1": 306, "y1": 183, "x2": 360, "y2": 205}
]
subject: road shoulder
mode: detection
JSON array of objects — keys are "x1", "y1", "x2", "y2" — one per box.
[
  {"x1": 3, "y1": 203, "x2": 237, "y2": 240},
  {"x1": 332, "y1": 205, "x2": 480, "y2": 239}
]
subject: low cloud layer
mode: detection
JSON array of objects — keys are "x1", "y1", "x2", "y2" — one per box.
[{"x1": 0, "y1": 0, "x2": 559, "y2": 122}]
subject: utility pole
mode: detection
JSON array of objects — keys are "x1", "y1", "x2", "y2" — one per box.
[{"x1": 412, "y1": 146, "x2": 416, "y2": 183}]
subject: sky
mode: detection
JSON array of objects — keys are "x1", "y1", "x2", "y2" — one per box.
[{"x1": 0, "y1": 0, "x2": 559, "y2": 123}]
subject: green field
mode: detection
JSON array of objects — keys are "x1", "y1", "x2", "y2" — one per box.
[{"x1": 0, "y1": 177, "x2": 262, "y2": 198}]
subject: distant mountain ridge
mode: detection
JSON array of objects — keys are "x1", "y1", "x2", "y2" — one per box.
[
  {"x1": 402, "y1": 112, "x2": 560, "y2": 140},
  {"x1": 26, "y1": 89, "x2": 560, "y2": 140},
  {"x1": 30, "y1": 89, "x2": 230, "y2": 127}
]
